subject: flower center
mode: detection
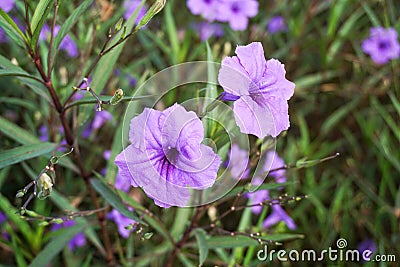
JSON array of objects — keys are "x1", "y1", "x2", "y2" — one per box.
[
  {"x1": 378, "y1": 41, "x2": 390, "y2": 50},
  {"x1": 203, "y1": 0, "x2": 212, "y2": 4},
  {"x1": 231, "y1": 3, "x2": 240, "y2": 13}
]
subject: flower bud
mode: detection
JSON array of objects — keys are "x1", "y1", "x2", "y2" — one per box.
[
  {"x1": 50, "y1": 218, "x2": 64, "y2": 224},
  {"x1": 25, "y1": 209, "x2": 41, "y2": 218},
  {"x1": 38, "y1": 221, "x2": 49, "y2": 226},
  {"x1": 16, "y1": 190, "x2": 25, "y2": 198},
  {"x1": 115, "y1": 18, "x2": 124, "y2": 32},
  {"x1": 136, "y1": 0, "x2": 166, "y2": 29},
  {"x1": 38, "y1": 173, "x2": 53, "y2": 199},
  {"x1": 110, "y1": 89, "x2": 124, "y2": 105}
]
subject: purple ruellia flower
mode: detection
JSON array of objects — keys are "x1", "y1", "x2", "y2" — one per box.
[
  {"x1": 115, "y1": 103, "x2": 221, "y2": 207},
  {"x1": 0, "y1": 0, "x2": 15, "y2": 12},
  {"x1": 267, "y1": 16, "x2": 287, "y2": 34},
  {"x1": 51, "y1": 220, "x2": 86, "y2": 251},
  {"x1": 187, "y1": 0, "x2": 220, "y2": 22},
  {"x1": 40, "y1": 24, "x2": 78, "y2": 57},
  {"x1": 0, "y1": 28, "x2": 7, "y2": 43},
  {"x1": 246, "y1": 181, "x2": 296, "y2": 229},
  {"x1": 123, "y1": 0, "x2": 147, "y2": 24},
  {"x1": 92, "y1": 110, "x2": 113, "y2": 130},
  {"x1": 193, "y1": 22, "x2": 224, "y2": 41},
  {"x1": 218, "y1": 42, "x2": 295, "y2": 138},
  {"x1": 0, "y1": 211, "x2": 6, "y2": 224},
  {"x1": 262, "y1": 202, "x2": 296, "y2": 230},
  {"x1": 362, "y1": 27, "x2": 400, "y2": 64},
  {"x1": 227, "y1": 143, "x2": 249, "y2": 179},
  {"x1": 358, "y1": 239, "x2": 377, "y2": 254},
  {"x1": 262, "y1": 151, "x2": 286, "y2": 184},
  {"x1": 217, "y1": 0, "x2": 258, "y2": 31},
  {"x1": 107, "y1": 208, "x2": 136, "y2": 238}
]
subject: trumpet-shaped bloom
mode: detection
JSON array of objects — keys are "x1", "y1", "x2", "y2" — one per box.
[
  {"x1": 217, "y1": 0, "x2": 258, "y2": 31},
  {"x1": 115, "y1": 104, "x2": 221, "y2": 207},
  {"x1": 218, "y1": 42, "x2": 295, "y2": 138},
  {"x1": 362, "y1": 27, "x2": 400, "y2": 64},
  {"x1": 107, "y1": 208, "x2": 136, "y2": 238}
]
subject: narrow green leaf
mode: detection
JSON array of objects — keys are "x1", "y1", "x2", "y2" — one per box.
[
  {"x1": 0, "y1": 9, "x2": 28, "y2": 47},
  {"x1": 0, "y1": 55, "x2": 49, "y2": 101},
  {"x1": 327, "y1": 0, "x2": 347, "y2": 38},
  {"x1": 164, "y1": 1, "x2": 179, "y2": 64},
  {"x1": 0, "y1": 142, "x2": 56, "y2": 169},
  {"x1": 0, "y1": 69, "x2": 42, "y2": 81},
  {"x1": 194, "y1": 229, "x2": 209, "y2": 266},
  {"x1": 30, "y1": 0, "x2": 53, "y2": 50},
  {"x1": 29, "y1": 223, "x2": 86, "y2": 267},
  {"x1": 206, "y1": 234, "x2": 304, "y2": 249},
  {"x1": 0, "y1": 97, "x2": 37, "y2": 110},
  {"x1": 294, "y1": 71, "x2": 340, "y2": 91},
  {"x1": 90, "y1": 178, "x2": 142, "y2": 222},
  {"x1": 31, "y1": 0, "x2": 54, "y2": 34},
  {"x1": 50, "y1": 0, "x2": 94, "y2": 67},
  {"x1": 0, "y1": 117, "x2": 40, "y2": 145}
]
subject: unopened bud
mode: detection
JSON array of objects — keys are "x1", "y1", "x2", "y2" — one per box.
[
  {"x1": 136, "y1": 0, "x2": 166, "y2": 29},
  {"x1": 115, "y1": 18, "x2": 124, "y2": 32},
  {"x1": 50, "y1": 218, "x2": 64, "y2": 224},
  {"x1": 143, "y1": 232, "x2": 153, "y2": 239},
  {"x1": 38, "y1": 173, "x2": 53, "y2": 199},
  {"x1": 38, "y1": 221, "x2": 49, "y2": 226},
  {"x1": 110, "y1": 89, "x2": 124, "y2": 105},
  {"x1": 25, "y1": 209, "x2": 41, "y2": 218},
  {"x1": 16, "y1": 190, "x2": 25, "y2": 198}
]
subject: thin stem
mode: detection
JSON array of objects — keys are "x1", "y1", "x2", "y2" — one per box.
[{"x1": 23, "y1": 0, "x2": 32, "y2": 37}]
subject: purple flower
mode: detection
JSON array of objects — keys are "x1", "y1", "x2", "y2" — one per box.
[
  {"x1": 358, "y1": 239, "x2": 377, "y2": 254},
  {"x1": 267, "y1": 16, "x2": 287, "y2": 34},
  {"x1": 262, "y1": 151, "x2": 286, "y2": 184},
  {"x1": 0, "y1": 0, "x2": 15, "y2": 12},
  {"x1": 187, "y1": 0, "x2": 220, "y2": 22},
  {"x1": 0, "y1": 211, "x2": 6, "y2": 224},
  {"x1": 123, "y1": 0, "x2": 147, "y2": 25},
  {"x1": 218, "y1": 42, "x2": 295, "y2": 138},
  {"x1": 217, "y1": 0, "x2": 258, "y2": 31},
  {"x1": 262, "y1": 203, "x2": 296, "y2": 230},
  {"x1": 0, "y1": 28, "x2": 7, "y2": 43},
  {"x1": 92, "y1": 110, "x2": 113, "y2": 130},
  {"x1": 362, "y1": 27, "x2": 400, "y2": 64},
  {"x1": 51, "y1": 220, "x2": 86, "y2": 251},
  {"x1": 193, "y1": 22, "x2": 224, "y2": 41},
  {"x1": 107, "y1": 208, "x2": 136, "y2": 238},
  {"x1": 246, "y1": 178, "x2": 269, "y2": 214},
  {"x1": 227, "y1": 143, "x2": 249, "y2": 179},
  {"x1": 40, "y1": 24, "x2": 78, "y2": 57},
  {"x1": 115, "y1": 103, "x2": 221, "y2": 208}
]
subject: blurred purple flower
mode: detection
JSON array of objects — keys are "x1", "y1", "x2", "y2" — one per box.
[
  {"x1": 115, "y1": 103, "x2": 221, "y2": 208},
  {"x1": 358, "y1": 239, "x2": 377, "y2": 255},
  {"x1": 0, "y1": 0, "x2": 15, "y2": 12},
  {"x1": 40, "y1": 24, "x2": 78, "y2": 57},
  {"x1": 123, "y1": 0, "x2": 147, "y2": 25},
  {"x1": 218, "y1": 42, "x2": 295, "y2": 138},
  {"x1": 187, "y1": 0, "x2": 220, "y2": 22},
  {"x1": 103, "y1": 150, "x2": 131, "y2": 192},
  {"x1": 217, "y1": 0, "x2": 258, "y2": 31},
  {"x1": 193, "y1": 22, "x2": 224, "y2": 41},
  {"x1": 92, "y1": 110, "x2": 113, "y2": 130},
  {"x1": 262, "y1": 203, "x2": 296, "y2": 230},
  {"x1": 246, "y1": 177, "x2": 268, "y2": 214},
  {"x1": 263, "y1": 151, "x2": 286, "y2": 184},
  {"x1": 362, "y1": 27, "x2": 400, "y2": 64},
  {"x1": 227, "y1": 143, "x2": 249, "y2": 179},
  {"x1": 267, "y1": 16, "x2": 287, "y2": 34},
  {"x1": 51, "y1": 220, "x2": 86, "y2": 251},
  {"x1": 0, "y1": 28, "x2": 7, "y2": 43},
  {"x1": 0, "y1": 211, "x2": 6, "y2": 224},
  {"x1": 107, "y1": 208, "x2": 136, "y2": 238}
]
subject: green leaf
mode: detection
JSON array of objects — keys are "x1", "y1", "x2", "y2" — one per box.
[
  {"x1": 0, "y1": 142, "x2": 56, "y2": 169},
  {"x1": 50, "y1": 0, "x2": 94, "y2": 68},
  {"x1": 0, "y1": 55, "x2": 49, "y2": 101},
  {"x1": 0, "y1": 69, "x2": 42, "y2": 81},
  {"x1": 29, "y1": 223, "x2": 86, "y2": 267},
  {"x1": 164, "y1": 1, "x2": 179, "y2": 64},
  {"x1": 30, "y1": 0, "x2": 53, "y2": 50},
  {"x1": 0, "y1": 117, "x2": 41, "y2": 145},
  {"x1": 194, "y1": 229, "x2": 209, "y2": 266},
  {"x1": 31, "y1": 0, "x2": 54, "y2": 34},
  {"x1": 90, "y1": 178, "x2": 142, "y2": 222},
  {"x1": 0, "y1": 9, "x2": 28, "y2": 47}
]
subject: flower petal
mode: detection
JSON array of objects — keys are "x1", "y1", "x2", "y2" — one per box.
[
  {"x1": 235, "y1": 42, "x2": 267, "y2": 80},
  {"x1": 218, "y1": 56, "x2": 251, "y2": 96},
  {"x1": 233, "y1": 95, "x2": 275, "y2": 138}
]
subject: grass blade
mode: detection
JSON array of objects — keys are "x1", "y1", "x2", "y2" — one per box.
[{"x1": 0, "y1": 143, "x2": 56, "y2": 169}]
